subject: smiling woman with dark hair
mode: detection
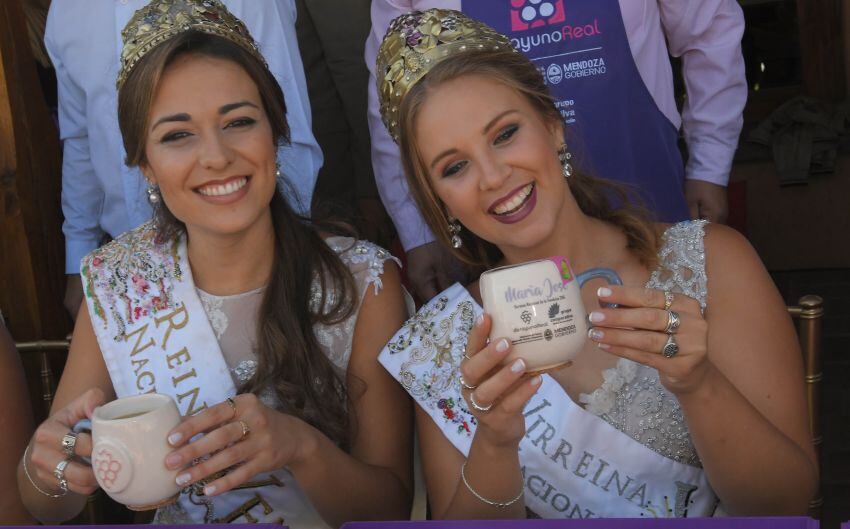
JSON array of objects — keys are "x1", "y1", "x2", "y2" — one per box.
[{"x1": 17, "y1": 1, "x2": 412, "y2": 526}]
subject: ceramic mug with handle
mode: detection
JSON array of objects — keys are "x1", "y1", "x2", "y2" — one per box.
[
  {"x1": 74, "y1": 393, "x2": 182, "y2": 510},
  {"x1": 480, "y1": 257, "x2": 622, "y2": 373}
]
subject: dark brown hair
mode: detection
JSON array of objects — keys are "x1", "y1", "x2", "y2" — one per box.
[
  {"x1": 398, "y1": 49, "x2": 659, "y2": 270},
  {"x1": 118, "y1": 32, "x2": 356, "y2": 447}
]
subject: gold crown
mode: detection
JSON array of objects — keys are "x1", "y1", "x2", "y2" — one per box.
[
  {"x1": 117, "y1": 0, "x2": 266, "y2": 90},
  {"x1": 376, "y1": 9, "x2": 515, "y2": 143}
]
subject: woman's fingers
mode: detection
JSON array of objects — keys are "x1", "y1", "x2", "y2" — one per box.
[
  {"x1": 460, "y1": 336, "x2": 512, "y2": 387},
  {"x1": 469, "y1": 358, "x2": 527, "y2": 408},
  {"x1": 167, "y1": 399, "x2": 236, "y2": 448},
  {"x1": 173, "y1": 426, "x2": 251, "y2": 487},
  {"x1": 30, "y1": 446, "x2": 98, "y2": 495},
  {"x1": 496, "y1": 375, "x2": 543, "y2": 416},
  {"x1": 589, "y1": 316, "x2": 706, "y2": 357},
  {"x1": 597, "y1": 285, "x2": 700, "y2": 313},
  {"x1": 201, "y1": 458, "x2": 263, "y2": 497},
  {"x1": 463, "y1": 313, "x2": 490, "y2": 360},
  {"x1": 52, "y1": 388, "x2": 107, "y2": 429},
  {"x1": 589, "y1": 307, "x2": 671, "y2": 332},
  {"x1": 165, "y1": 420, "x2": 245, "y2": 471}
]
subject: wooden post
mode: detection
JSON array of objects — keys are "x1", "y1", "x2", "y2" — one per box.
[
  {"x1": 788, "y1": 294, "x2": 825, "y2": 517},
  {"x1": 797, "y1": 0, "x2": 846, "y2": 101},
  {"x1": 0, "y1": 0, "x2": 68, "y2": 419}
]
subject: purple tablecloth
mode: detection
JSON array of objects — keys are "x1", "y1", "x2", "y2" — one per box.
[{"x1": 342, "y1": 519, "x2": 818, "y2": 529}]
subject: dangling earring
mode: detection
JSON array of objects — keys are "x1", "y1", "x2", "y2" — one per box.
[
  {"x1": 448, "y1": 216, "x2": 463, "y2": 249},
  {"x1": 558, "y1": 143, "x2": 573, "y2": 179},
  {"x1": 146, "y1": 184, "x2": 161, "y2": 205},
  {"x1": 275, "y1": 162, "x2": 282, "y2": 180}
]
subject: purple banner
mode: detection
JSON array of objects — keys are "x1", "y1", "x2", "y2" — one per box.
[
  {"x1": 342, "y1": 518, "x2": 818, "y2": 529},
  {"x1": 10, "y1": 526, "x2": 285, "y2": 529}
]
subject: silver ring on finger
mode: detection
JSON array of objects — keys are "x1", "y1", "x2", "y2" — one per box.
[
  {"x1": 53, "y1": 458, "x2": 71, "y2": 493},
  {"x1": 663, "y1": 290, "x2": 674, "y2": 311},
  {"x1": 662, "y1": 334, "x2": 679, "y2": 358},
  {"x1": 664, "y1": 310, "x2": 681, "y2": 335},
  {"x1": 468, "y1": 393, "x2": 493, "y2": 413},
  {"x1": 61, "y1": 431, "x2": 78, "y2": 456},
  {"x1": 459, "y1": 375, "x2": 477, "y2": 390}
]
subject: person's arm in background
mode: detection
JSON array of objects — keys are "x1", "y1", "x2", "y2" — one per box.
[
  {"x1": 228, "y1": 0, "x2": 323, "y2": 215},
  {"x1": 659, "y1": 0, "x2": 747, "y2": 224},
  {"x1": 45, "y1": 6, "x2": 105, "y2": 320},
  {"x1": 365, "y1": 0, "x2": 465, "y2": 300},
  {"x1": 0, "y1": 316, "x2": 36, "y2": 524}
]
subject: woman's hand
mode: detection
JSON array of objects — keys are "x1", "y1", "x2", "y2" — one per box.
[
  {"x1": 164, "y1": 393, "x2": 310, "y2": 497},
  {"x1": 460, "y1": 314, "x2": 542, "y2": 448},
  {"x1": 28, "y1": 388, "x2": 104, "y2": 496},
  {"x1": 587, "y1": 285, "x2": 710, "y2": 394}
]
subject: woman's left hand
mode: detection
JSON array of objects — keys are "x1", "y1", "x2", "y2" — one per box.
[
  {"x1": 587, "y1": 285, "x2": 710, "y2": 394},
  {"x1": 164, "y1": 393, "x2": 307, "y2": 496}
]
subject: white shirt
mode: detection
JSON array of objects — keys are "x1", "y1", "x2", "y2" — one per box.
[
  {"x1": 46, "y1": 0, "x2": 323, "y2": 273},
  {"x1": 365, "y1": 0, "x2": 747, "y2": 250}
]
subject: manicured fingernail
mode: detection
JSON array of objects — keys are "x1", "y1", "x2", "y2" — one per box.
[
  {"x1": 531, "y1": 375, "x2": 542, "y2": 387},
  {"x1": 204, "y1": 485, "x2": 217, "y2": 496},
  {"x1": 168, "y1": 432, "x2": 182, "y2": 446},
  {"x1": 589, "y1": 311, "x2": 605, "y2": 323},
  {"x1": 511, "y1": 359, "x2": 526, "y2": 373},
  {"x1": 166, "y1": 453, "x2": 183, "y2": 468},
  {"x1": 496, "y1": 338, "x2": 510, "y2": 352},
  {"x1": 597, "y1": 287, "x2": 612, "y2": 298},
  {"x1": 588, "y1": 329, "x2": 604, "y2": 341},
  {"x1": 475, "y1": 314, "x2": 484, "y2": 326},
  {"x1": 176, "y1": 473, "x2": 191, "y2": 486},
  {"x1": 597, "y1": 343, "x2": 611, "y2": 351}
]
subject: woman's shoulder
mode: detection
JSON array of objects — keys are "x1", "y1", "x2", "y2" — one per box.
[{"x1": 322, "y1": 236, "x2": 401, "y2": 296}]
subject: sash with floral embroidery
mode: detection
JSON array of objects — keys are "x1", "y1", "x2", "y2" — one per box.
[
  {"x1": 81, "y1": 221, "x2": 329, "y2": 527},
  {"x1": 379, "y1": 283, "x2": 719, "y2": 518}
]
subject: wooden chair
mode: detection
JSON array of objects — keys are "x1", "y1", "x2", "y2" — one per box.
[{"x1": 787, "y1": 295, "x2": 824, "y2": 518}]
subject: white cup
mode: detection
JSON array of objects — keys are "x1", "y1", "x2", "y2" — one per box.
[
  {"x1": 74, "y1": 393, "x2": 182, "y2": 510},
  {"x1": 480, "y1": 257, "x2": 621, "y2": 373}
]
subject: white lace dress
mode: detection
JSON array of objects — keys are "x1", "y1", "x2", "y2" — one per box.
[
  {"x1": 194, "y1": 236, "x2": 398, "y2": 392},
  {"x1": 154, "y1": 236, "x2": 399, "y2": 524},
  {"x1": 577, "y1": 220, "x2": 708, "y2": 467}
]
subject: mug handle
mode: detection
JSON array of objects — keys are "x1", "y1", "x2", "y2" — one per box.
[
  {"x1": 72, "y1": 419, "x2": 93, "y2": 464},
  {"x1": 576, "y1": 267, "x2": 622, "y2": 308}
]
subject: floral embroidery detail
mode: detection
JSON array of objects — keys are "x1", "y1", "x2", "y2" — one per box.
[
  {"x1": 197, "y1": 289, "x2": 227, "y2": 339},
  {"x1": 392, "y1": 295, "x2": 477, "y2": 437},
  {"x1": 579, "y1": 358, "x2": 638, "y2": 415},
  {"x1": 81, "y1": 221, "x2": 182, "y2": 341},
  {"x1": 232, "y1": 359, "x2": 257, "y2": 384},
  {"x1": 648, "y1": 220, "x2": 708, "y2": 311}
]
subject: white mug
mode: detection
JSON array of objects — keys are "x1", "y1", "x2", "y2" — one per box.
[
  {"x1": 74, "y1": 393, "x2": 182, "y2": 510},
  {"x1": 480, "y1": 257, "x2": 621, "y2": 373}
]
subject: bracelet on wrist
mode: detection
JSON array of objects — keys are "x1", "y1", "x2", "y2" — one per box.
[
  {"x1": 460, "y1": 460, "x2": 523, "y2": 508},
  {"x1": 22, "y1": 444, "x2": 68, "y2": 499}
]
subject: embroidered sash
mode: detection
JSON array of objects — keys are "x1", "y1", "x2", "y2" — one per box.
[
  {"x1": 379, "y1": 283, "x2": 718, "y2": 518},
  {"x1": 82, "y1": 222, "x2": 327, "y2": 527}
]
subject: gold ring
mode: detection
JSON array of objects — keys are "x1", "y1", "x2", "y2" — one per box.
[
  {"x1": 237, "y1": 420, "x2": 250, "y2": 441},
  {"x1": 225, "y1": 397, "x2": 237, "y2": 418},
  {"x1": 459, "y1": 375, "x2": 477, "y2": 390},
  {"x1": 663, "y1": 291, "x2": 674, "y2": 311}
]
